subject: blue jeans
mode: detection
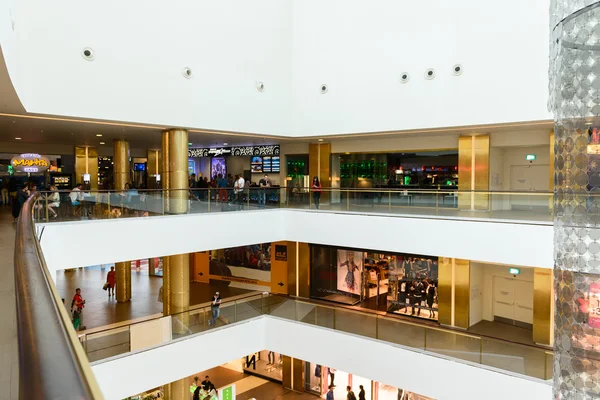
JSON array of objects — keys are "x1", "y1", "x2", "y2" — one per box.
[
  {"x1": 210, "y1": 307, "x2": 220, "y2": 326},
  {"x1": 258, "y1": 191, "x2": 266, "y2": 207}
]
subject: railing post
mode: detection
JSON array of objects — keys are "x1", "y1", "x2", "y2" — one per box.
[
  {"x1": 107, "y1": 191, "x2": 110, "y2": 217},
  {"x1": 208, "y1": 189, "x2": 211, "y2": 213},
  {"x1": 346, "y1": 190, "x2": 350, "y2": 211},
  {"x1": 45, "y1": 195, "x2": 49, "y2": 221},
  {"x1": 388, "y1": 191, "x2": 391, "y2": 212},
  {"x1": 234, "y1": 301, "x2": 237, "y2": 323},
  {"x1": 480, "y1": 339, "x2": 483, "y2": 364}
]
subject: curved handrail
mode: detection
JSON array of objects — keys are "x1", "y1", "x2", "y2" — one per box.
[{"x1": 14, "y1": 193, "x2": 103, "y2": 399}]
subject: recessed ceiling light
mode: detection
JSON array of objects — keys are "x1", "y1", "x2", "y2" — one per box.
[
  {"x1": 99, "y1": 142, "x2": 105, "y2": 145},
  {"x1": 96, "y1": 134, "x2": 102, "y2": 137},
  {"x1": 223, "y1": 142, "x2": 228, "y2": 146},
  {"x1": 318, "y1": 139, "x2": 324, "y2": 142},
  {"x1": 15, "y1": 137, "x2": 21, "y2": 140}
]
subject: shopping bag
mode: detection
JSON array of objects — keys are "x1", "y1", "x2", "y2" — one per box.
[{"x1": 103, "y1": 282, "x2": 109, "y2": 291}]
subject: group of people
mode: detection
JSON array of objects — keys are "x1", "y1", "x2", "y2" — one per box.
[
  {"x1": 326, "y1": 384, "x2": 366, "y2": 400},
  {"x1": 397, "y1": 278, "x2": 437, "y2": 318},
  {"x1": 189, "y1": 172, "x2": 276, "y2": 210}
]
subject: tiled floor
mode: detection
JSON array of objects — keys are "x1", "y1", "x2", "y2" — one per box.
[
  {"x1": 55, "y1": 268, "x2": 255, "y2": 330},
  {"x1": 0, "y1": 206, "x2": 18, "y2": 400}
]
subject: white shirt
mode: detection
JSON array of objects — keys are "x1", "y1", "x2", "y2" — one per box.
[
  {"x1": 235, "y1": 177, "x2": 245, "y2": 193},
  {"x1": 69, "y1": 187, "x2": 82, "y2": 202}
]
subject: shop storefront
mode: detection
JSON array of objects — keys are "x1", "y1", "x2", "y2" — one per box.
[
  {"x1": 0, "y1": 152, "x2": 72, "y2": 190},
  {"x1": 243, "y1": 350, "x2": 283, "y2": 382},
  {"x1": 310, "y1": 245, "x2": 439, "y2": 322},
  {"x1": 303, "y1": 363, "x2": 433, "y2": 400},
  {"x1": 333, "y1": 151, "x2": 458, "y2": 190}
]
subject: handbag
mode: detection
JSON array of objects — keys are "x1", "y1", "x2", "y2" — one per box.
[{"x1": 103, "y1": 282, "x2": 109, "y2": 291}]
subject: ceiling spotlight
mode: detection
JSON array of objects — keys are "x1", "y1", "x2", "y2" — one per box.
[
  {"x1": 15, "y1": 137, "x2": 21, "y2": 140},
  {"x1": 96, "y1": 134, "x2": 103, "y2": 137},
  {"x1": 318, "y1": 139, "x2": 324, "y2": 142},
  {"x1": 99, "y1": 142, "x2": 105, "y2": 145}
]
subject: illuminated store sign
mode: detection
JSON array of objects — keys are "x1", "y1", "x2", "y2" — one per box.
[
  {"x1": 10, "y1": 153, "x2": 50, "y2": 173},
  {"x1": 188, "y1": 145, "x2": 280, "y2": 158},
  {"x1": 509, "y1": 267, "x2": 520, "y2": 275}
]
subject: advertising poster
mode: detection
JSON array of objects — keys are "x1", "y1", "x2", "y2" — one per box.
[
  {"x1": 337, "y1": 250, "x2": 364, "y2": 295},
  {"x1": 209, "y1": 244, "x2": 272, "y2": 290},
  {"x1": 588, "y1": 282, "x2": 600, "y2": 328},
  {"x1": 211, "y1": 157, "x2": 226, "y2": 179}
]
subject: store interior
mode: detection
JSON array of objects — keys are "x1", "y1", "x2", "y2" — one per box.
[{"x1": 310, "y1": 245, "x2": 439, "y2": 322}]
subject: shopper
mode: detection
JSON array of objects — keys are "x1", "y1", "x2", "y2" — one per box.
[
  {"x1": 71, "y1": 288, "x2": 86, "y2": 331},
  {"x1": 359, "y1": 385, "x2": 366, "y2": 400},
  {"x1": 0, "y1": 178, "x2": 8, "y2": 206},
  {"x1": 217, "y1": 174, "x2": 228, "y2": 203},
  {"x1": 233, "y1": 174, "x2": 245, "y2": 210},
  {"x1": 327, "y1": 386, "x2": 334, "y2": 400},
  {"x1": 12, "y1": 185, "x2": 29, "y2": 222},
  {"x1": 106, "y1": 266, "x2": 116, "y2": 297},
  {"x1": 312, "y1": 176, "x2": 322, "y2": 209},
  {"x1": 426, "y1": 280, "x2": 436, "y2": 319},
  {"x1": 346, "y1": 386, "x2": 357, "y2": 400},
  {"x1": 208, "y1": 292, "x2": 222, "y2": 326},
  {"x1": 42, "y1": 185, "x2": 60, "y2": 219},
  {"x1": 258, "y1": 174, "x2": 271, "y2": 208},
  {"x1": 411, "y1": 280, "x2": 424, "y2": 316},
  {"x1": 69, "y1": 183, "x2": 83, "y2": 216},
  {"x1": 201, "y1": 376, "x2": 214, "y2": 392}
]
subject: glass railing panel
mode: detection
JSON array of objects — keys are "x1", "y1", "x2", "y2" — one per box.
[
  {"x1": 313, "y1": 304, "x2": 336, "y2": 329},
  {"x1": 481, "y1": 338, "x2": 548, "y2": 379},
  {"x1": 332, "y1": 308, "x2": 378, "y2": 339},
  {"x1": 262, "y1": 294, "x2": 289, "y2": 314},
  {"x1": 488, "y1": 192, "x2": 552, "y2": 222},
  {"x1": 376, "y1": 317, "x2": 426, "y2": 350},
  {"x1": 264, "y1": 298, "x2": 301, "y2": 320},
  {"x1": 545, "y1": 351, "x2": 553, "y2": 381},
  {"x1": 424, "y1": 329, "x2": 481, "y2": 364},
  {"x1": 234, "y1": 295, "x2": 265, "y2": 322},
  {"x1": 84, "y1": 327, "x2": 130, "y2": 363},
  {"x1": 215, "y1": 302, "x2": 236, "y2": 326},
  {"x1": 295, "y1": 301, "x2": 318, "y2": 325}
]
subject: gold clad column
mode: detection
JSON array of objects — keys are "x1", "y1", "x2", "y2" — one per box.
[
  {"x1": 161, "y1": 129, "x2": 190, "y2": 340},
  {"x1": 533, "y1": 268, "x2": 553, "y2": 346},
  {"x1": 147, "y1": 149, "x2": 161, "y2": 189},
  {"x1": 75, "y1": 146, "x2": 99, "y2": 190},
  {"x1": 164, "y1": 378, "x2": 187, "y2": 400},
  {"x1": 115, "y1": 261, "x2": 131, "y2": 303},
  {"x1": 458, "y1": 135, "x2": 489, "y2": 210},
  {"x1": 309, "y1": 143, "x2": 331, "y2": 204},
  {"x1": 113, "y1": 140, "x2": 130, "y2": 190},
  {"x1": 161, "y1": 129, "x2": 189, "y2": 214}
]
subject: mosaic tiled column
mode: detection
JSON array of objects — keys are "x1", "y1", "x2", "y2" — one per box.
[{"x1": 550, "y1": 2, "x2": 600, "y2": 398}]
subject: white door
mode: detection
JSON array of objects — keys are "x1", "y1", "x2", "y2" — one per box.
[
  {"x1": 510, "y1": 165, "x2": 550, "y2": 211},
  {"x1": 493, "y1": 277, "x2": 515, "y2": 320},
  {"x1": 514, "y1": 280, "x2": 534, "y2": 324}
]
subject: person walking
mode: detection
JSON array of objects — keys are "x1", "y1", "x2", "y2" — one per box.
[
  {"x1": 312, "y1": 176, "x2": 322, "y2": 209},
  {"x1": 327, "y1": 386, "x2": 335, "y2": 400},
  {"x1": 234, "y1": 174, "x2": 245, "y2": 210},
  {"x1": 346, "y1": 386, "x2": 357, "y2": 400},
  {"x1": 106, "y1": 266, "x2": 116, "y2": 297},
  {"x1": 208, "y1": 292, "x2": 222, "y2": 326},
  {"x1": 359, "y1": 385, "x2": 366, "y2": 400},
  {"x1": 258, "y1": 174, "x2": 271, "y2": 208},
  {"x1": 217, "y1": 174, "x2": 228, "y2": 203},
  {"x1": 0, "y1": 178, "x2": 9, "y2": 206},
  {"x1": 71, "y1": 288, "x2": 86, "y2": 331}
]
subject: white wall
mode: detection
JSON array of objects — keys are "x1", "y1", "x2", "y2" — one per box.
[
  {"x1": 0, "y1": 0, "x2": 550, "y2": 136},
  {"x1": 38, "y1": 210, "x2": 554, "y2": 275},
  {"x1": 92, "y1": 316, "x2": 552, "y2": 400},
  {"x1": 470, "y1": 262, "x2": 484, "y2": 327},
  {"x1": 476, "y1": 263, "x2": 535, "y2": 322}
]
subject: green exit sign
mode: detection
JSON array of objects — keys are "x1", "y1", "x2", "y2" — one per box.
[
  {"x1": 526, "y1": 154, "x2": 536, "y2": 161},
  {"x1": 509, "y1": 267, "x2": 521, "y2": 275}
]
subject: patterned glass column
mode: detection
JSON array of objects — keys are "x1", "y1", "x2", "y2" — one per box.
[{"x1": 550, "y1": 2, "x2": 600, "y2": 398}]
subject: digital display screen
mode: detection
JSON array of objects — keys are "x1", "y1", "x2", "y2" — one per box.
[
  {"x1": 271, "y1": 156, "x2": 280, "y2": 172},
  {"x1": 251, "y1": 156, "x2": 263, "y2": 173},
  {"x1": 211, "y1": 157, "x2": 226, "y2": 179},
  {"x1": 263, "y1": 156, "x2": 271, "y2": 173},
  {"x1": 134, "y1": 163, "x2": 146, "y2": 171}
]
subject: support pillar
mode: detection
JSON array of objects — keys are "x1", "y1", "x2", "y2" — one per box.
[
  {"x1": 550, "y1": 3, "x2": 600, "y2": 398},
  {"x1": 147, "y1": 149, "x2": 161, "y2": 189},
  {"x1": 75, "y1": 146, "x2": 98, "y2": 190},
  {"x1": 115, "y1": 261, "x2": 131, "y2": 303},
  {"x1": 165, "y1": 378, "x2": 187, "y2": 400},
  {"x1": 113, "y1": 140, "x2": 130, "y2": 191},
  {"x1": 458, "y1": 135, "x2": 489, "y2": 210},
  {"x1": 309, "y1": 143, "x2": 331, "y2": 204},
  {"x1": 160, "y1": 129, "x2": 190, "y2": 331}
]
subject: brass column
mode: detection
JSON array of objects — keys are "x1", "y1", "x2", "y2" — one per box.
[
  {"x1": 75, "y1": 146, "x2": 99, "y2": 190},
  {"x1": 533, "y1": 268, "x2": 553, "y2": 346},
  {"x1": 309, "y1": 143, "x2": 331, "y2": 203},
  {"x1": 161, "y1": 129, "x2": 190, "y2": 331},
  {"x1": 147, "y1": 149, "x2": 161, "y2": 189},
  {"x1": 458, "y1": 135, "x2": 489, "y2": 210},
  {"x1": 165, "y1": 378, "x2": 187, "y2": 400},
  {"x1": 115, "y1": 261, "x2": 131, "y2": 303},
  {"x1": 113, "y1": 140, "x2": 130, "y2": 190},
  {"x1": 161, "y1": 129, "x2": 188, "y2": 214}
]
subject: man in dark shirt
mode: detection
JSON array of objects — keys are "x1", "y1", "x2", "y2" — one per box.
[
  {"x1": 258, "y1": 174, "x2": 271, "y2": 208},
  {"x1": 201, "y1": 375, "x2": 213, "y2": 391}
]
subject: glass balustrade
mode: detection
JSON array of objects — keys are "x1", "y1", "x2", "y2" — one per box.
[
  {"x1": 31, "y1": 188, "x2": 555, "y2": 223},
  {"x1": 82, "y1": 293, "x2": 553, "y2": 381}
]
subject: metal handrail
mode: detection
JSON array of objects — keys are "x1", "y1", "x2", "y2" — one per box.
[{"x1": 14, "y1": 193, "x2": 103, "y2": 399}]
